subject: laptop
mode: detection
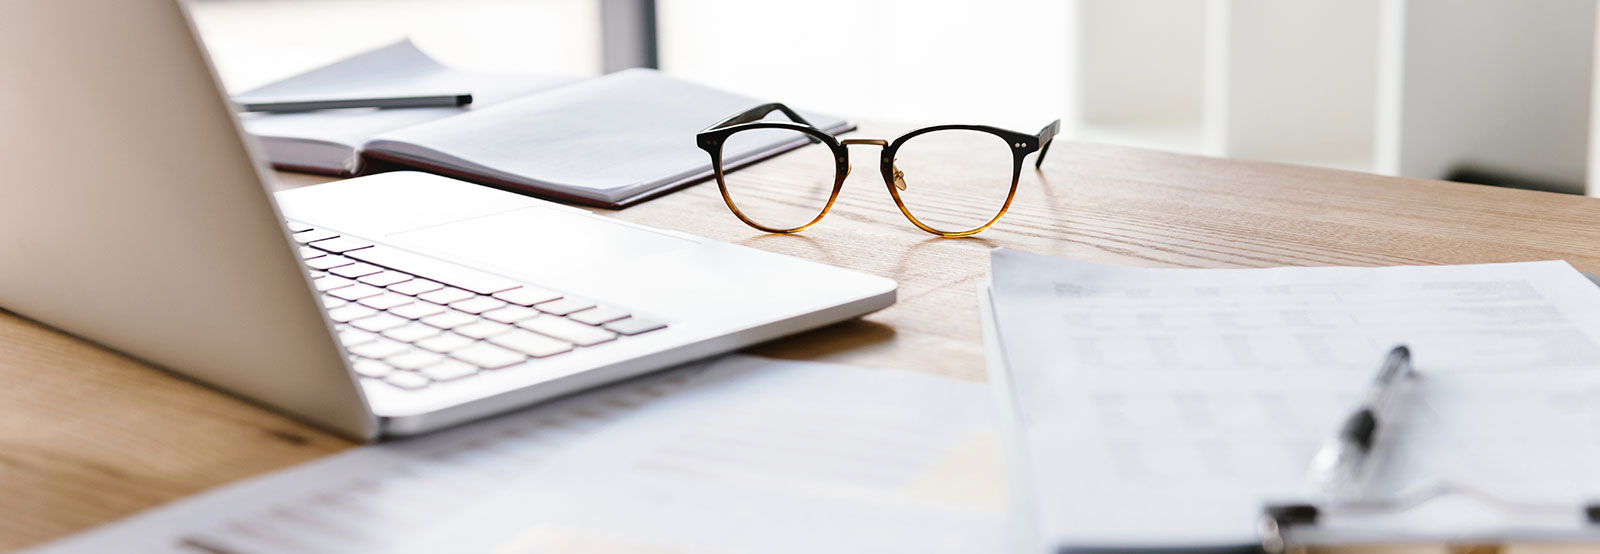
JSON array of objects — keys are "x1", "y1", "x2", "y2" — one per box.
[{"x1": 0, "y1": 0, "x2": 895, "y2": 441}]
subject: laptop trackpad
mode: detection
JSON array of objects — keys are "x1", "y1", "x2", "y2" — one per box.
[{"x1": 384, "y1": 205, "x2": 696, "y2": 284}]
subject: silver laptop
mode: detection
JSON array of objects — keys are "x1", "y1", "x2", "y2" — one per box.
[{"x1": 0, "y1": 1, "x2": 894, "y2": 441}]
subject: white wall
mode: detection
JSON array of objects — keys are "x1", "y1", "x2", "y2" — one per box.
[
  {"x1": 1074, "y1": 0, "x2": 1208, "y2": 154},
  {"x1": 1217, "y1": 0, "x2": 1380, "y2": 169}
]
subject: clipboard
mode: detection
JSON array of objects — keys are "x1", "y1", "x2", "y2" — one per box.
[
  {"x1": 980, "y1": 255, "x2": 1600, "y2": 554},
  {"x1": 1259, "y1": 335, "x2": 1600, "y2": 553},
  {"x1": 1258, "y1": 483, "x2": 1600, "y2": 552}
]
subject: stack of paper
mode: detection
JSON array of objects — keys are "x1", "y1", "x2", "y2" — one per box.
[{"x1": 981, "y1": 248, "x2": 1600, "y2": 552}]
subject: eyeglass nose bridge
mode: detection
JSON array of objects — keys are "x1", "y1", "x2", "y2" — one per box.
[
  {"x1": 835, "y1": 138, "x2": 906, "y2": 190},
  {"x1": 838, "y1": 138, "x2": 887, "y2": 147}
]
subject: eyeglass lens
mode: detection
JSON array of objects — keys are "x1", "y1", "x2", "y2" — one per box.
[
  {"x1": 889, "y1": 129, "x2": 1017, "y2": 234},
  {"x1": 719, "y1": 128, "x2": 837, "y2": 232}
]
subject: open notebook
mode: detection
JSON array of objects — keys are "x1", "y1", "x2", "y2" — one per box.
[{"x1": 236, "y1": 41, "x2": 852, "y2": 208}]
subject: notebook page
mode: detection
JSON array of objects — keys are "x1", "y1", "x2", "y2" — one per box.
[
  {"x1": 364, "y1": 68, "x2": 850, "y2": 204},
  {"x1": 236, "y1": 40, "x2": 576, "y2": 174},
  {"x1": 986, "y1": 249, "x2": 1600, "y2": 550}
]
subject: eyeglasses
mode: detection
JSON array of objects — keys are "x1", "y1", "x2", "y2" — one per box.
[{"x1": 697, "y1": 103, "x2": 1059, "y2": 237}]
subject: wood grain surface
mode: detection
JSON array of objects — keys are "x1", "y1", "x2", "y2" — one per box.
[{"x1": 6, "y1": 126, "x2": 1600, "y2": 551}]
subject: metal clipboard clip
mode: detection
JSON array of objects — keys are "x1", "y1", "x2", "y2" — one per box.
[{"x1": 1259, "y1": 482, "x2": 1600, "y2": 554}]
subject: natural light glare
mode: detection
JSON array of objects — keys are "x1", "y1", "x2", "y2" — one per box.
[
  {"x1": 190, "y1": 0, "x2": 602, "y2": 93},
  {"x1": 658, "y1": 0, "x2": 1074, "y2": 129}
]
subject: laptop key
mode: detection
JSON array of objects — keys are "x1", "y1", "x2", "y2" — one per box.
[
  {"x1": 389, "y1": 301, "x2": 447, "y2": 320},
  {"x1": 387, "y1": 349, "x2": 445, "y2": 371},
  {"x1": 449, "y1": 296, "x2": 507, "y2": 315},
  {"x1": 418, "y1": 287, "x2": 476, "y2": 305},
  {"x1": 488, "y1": 330, "x2": 573, "y2": 358},
  {"x1": 309, "y1": 236, "x2": 374, "y2": 254},
  {"x1": 415, "y1": 332, "x2": 476, "y2": 353},
  {"x1": 321, "y1": 296, "x2": 349, "y2": 310},
  {"x1": 382, "y1": 322, "x2": 440, "y2": 343},
  {"x1": 327, "y1": 304, "x2": 379, "y2": 323},
  {"x1": 285, "y1": 220, "x2": 314, "y2": 233},
  {"x1": 328, "y1": 283, "x2": 385, "y2": 301},
  {"x1": 298, "y1": 246, "x2": 325, "y2": 260},
  {"x1": 330, "y1": 262, "x2": 384, "y2": 279},
  {"x1": 359, "y1": 271, "x2": 412, "y2": 288},
  {"x1": 454, "y1": 320, "x2": 513, "y2": 340},
  {"x1": 305, "y1": 255, "x2": 354, "y2": 271},
  {"x1": 481, "y1": 305, "x2": 540, "y2": 324},
  {"x1": 568, "y1": 306, "x2": 629, "y2": 326},
  {"x1": 358, "y1": 292, "x2": 414, "y2": 311},
  {"x1": 493, "y1": 287, "x2": 561, "y2": 307},
  {"x1": 350, "y1": 312, "x2": 409, "y2": 333},
  {"x1": 348, "y1": 338, "x2": 411, "y2": 359},
  {"x1": 450, "y1": 343, "x2": 525, "y2": 370},
  {"x1": 314, "y1": 275, "x2": 355, "y2": 292},
  {"x1": 384, "y1": 372, "x2": 431, "y2": 390},
  {"x1": 338, "y1": 328, "x2": 378, "y2": 346},
  {"x1": 420, "y1": 309, "x2": 480, "y2": 330},
  {"x1": 606, "y1": 317, "x2": 668, "y2": 336},
  {"x1": 533, "y1": 297, "x2": 595, "y2": 316},
  {"x1": 389, "y1": 278, "x2": 443, "y2": 296},
  {"x1": 351, "y1": 359, "x2": 393, "y2": 378},
  {"x1": 346, "y1": 246, "x2": 520, "y2": 295},
  {"x1": 420, "y1": 359, "x2": 479, "y2": 382},
  {"x1": 292, "y1": 229, "x2": 339, "y2": 244},
  {"x1": 518, "y1": 315, "x2": 616, "y2": 346}
]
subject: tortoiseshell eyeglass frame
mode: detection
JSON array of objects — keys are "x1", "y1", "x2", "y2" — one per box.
[{"x1": 697, "y1": 102, "x2": 1060, "y2": 237}]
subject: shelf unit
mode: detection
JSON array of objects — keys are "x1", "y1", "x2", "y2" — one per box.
[{"x1": 1074, "y1": 0, "x2": 1598, "y2": 195}]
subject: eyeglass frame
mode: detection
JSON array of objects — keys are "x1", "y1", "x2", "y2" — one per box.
[{"x1": 697, "y1": 103, "x2": 1061, "y2": 237}]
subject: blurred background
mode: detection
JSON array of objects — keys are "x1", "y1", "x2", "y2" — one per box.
[{"x1": 191, "y1": 0, "x2": 1600, "y2": 196}]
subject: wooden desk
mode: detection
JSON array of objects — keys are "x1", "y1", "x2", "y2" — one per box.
[{"x1": 6, "y1": 131, "x2": 1600, "y2": 551}]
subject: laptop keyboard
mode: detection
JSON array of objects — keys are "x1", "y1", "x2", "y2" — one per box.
[{"x1": 288, "y1": 221, "x2": 668, "y2": 392}]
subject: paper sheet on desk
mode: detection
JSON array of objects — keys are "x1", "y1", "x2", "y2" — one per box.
[
  {"x1": 27, "y1": 356, "x2": 1005, "y2": 554},
  {"x1": 26, "y1": 361, "x2": 710, "y2": 554},
  {"x1": 407, "y1": 355, "x2": 1008, "y2": 554},
  {"x1": 985, "y1": 249, "x2": 1600, "y2": 550}
]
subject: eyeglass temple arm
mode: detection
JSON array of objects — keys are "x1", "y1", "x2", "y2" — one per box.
[
  {"x1": 1034, "y1": 119, "x2": 1061, "y2": 170},
  {"x1": 705, "y1": 102, "x2": 816, "y2": 132}
]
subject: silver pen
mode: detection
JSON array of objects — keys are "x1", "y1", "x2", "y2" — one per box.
[
  {"x1": 235, "y1": 93, "x2": 473, "y2": 113},
  {"x1": 1308, "y1": 345, "x2": 1414, "y2": 495}
]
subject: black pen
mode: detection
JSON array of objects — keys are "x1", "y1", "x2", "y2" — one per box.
[
  {"x1": 1308, "y1": 345, "x2": 1414, "y2": 495},
  {"x1": 235, "y1": 93, "x2": 473, "y2": 113}
]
